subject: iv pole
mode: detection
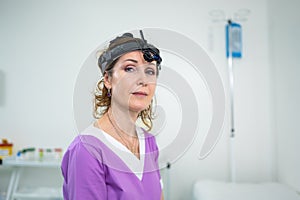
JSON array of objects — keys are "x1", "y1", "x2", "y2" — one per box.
[
  {"x1": 209, "y1": 9, "x2": 246, "y2": 182},
  {"x1": 227, "y1": 19, "x2": 238, "y2": 183}
]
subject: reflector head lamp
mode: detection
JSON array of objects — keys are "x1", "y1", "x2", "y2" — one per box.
[{"x1": 98, "y1": 30, "x2": 162, "y2": 74}]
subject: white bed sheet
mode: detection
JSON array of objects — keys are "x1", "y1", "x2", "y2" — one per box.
[{"x1": 193, "y1": 180, "x2": 300, "y2": 200}]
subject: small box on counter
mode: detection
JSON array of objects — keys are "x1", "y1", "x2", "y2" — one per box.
[{"x1": 0, "y1": 138, "x2": 13, "y2": 160}]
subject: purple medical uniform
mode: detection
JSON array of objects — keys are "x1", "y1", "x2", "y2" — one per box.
[{"x1": 61, "y1": 124, "x2": 162, "y2": 200}]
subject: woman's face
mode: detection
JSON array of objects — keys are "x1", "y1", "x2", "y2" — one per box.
[{"x1": 105, "y1": 51, "x2": 158, "y2": 114}]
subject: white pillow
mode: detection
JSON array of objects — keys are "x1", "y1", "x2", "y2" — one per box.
[{"x1": 193, "y1": 180, "x2": 300, "y2": 200}]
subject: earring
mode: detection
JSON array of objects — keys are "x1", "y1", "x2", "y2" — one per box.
[{"x1": 107, "y1": 88, "x2": 111, "y2": 97}]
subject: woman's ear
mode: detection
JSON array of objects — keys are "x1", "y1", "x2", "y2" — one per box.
[{"x1": 103, "y1": 72, "x2": 112, "y2": 89}]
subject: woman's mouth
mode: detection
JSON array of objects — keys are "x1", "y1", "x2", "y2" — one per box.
[{"x1": 132, "y1": 91, "x2": 148, "y2": 96}]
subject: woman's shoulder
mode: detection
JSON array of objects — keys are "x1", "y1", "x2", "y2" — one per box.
[
  {"x1": 63, "y1": 124, "x2": 109, "y2": 161},
  {"x1": 137, "y1": 126, "x2": 154, "y2": 139},
  {"x1": 137, "y1": 127, "x2": 159, "y2": 152}
]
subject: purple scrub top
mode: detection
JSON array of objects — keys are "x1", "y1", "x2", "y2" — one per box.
[{"x1": 61, "y1": 124, "x2": 162, "y2": 200}]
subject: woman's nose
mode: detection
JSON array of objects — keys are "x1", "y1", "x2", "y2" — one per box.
[
  {"x1": 137, "y1": 78, "x2": 146, "y2": 86},
  {"x1": 136, "y1": 70, "x2": 147, "y2": 86}
]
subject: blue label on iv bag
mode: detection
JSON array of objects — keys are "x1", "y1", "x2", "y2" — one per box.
[{"x1": 226, "y1": 22, "x2": 242, "y2": 58}]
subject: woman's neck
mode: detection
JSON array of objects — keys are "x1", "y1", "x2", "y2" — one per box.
[{"x1": 108, "y1": 106, "x2": 138, "y2": 137}]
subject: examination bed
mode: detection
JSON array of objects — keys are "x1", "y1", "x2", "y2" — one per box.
[{"x1": 193, "y1": 180, "x2": 300, "y2": 200}]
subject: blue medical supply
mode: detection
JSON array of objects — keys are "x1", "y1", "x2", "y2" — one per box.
[{"x1": 226, "y1": 20, "x2": 242, "y2": 58}]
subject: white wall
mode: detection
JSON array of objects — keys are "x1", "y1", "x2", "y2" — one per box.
[
  {"x1": 0, "y1": 0, "x2": 274, "y2": 199},
  {"x1": 268, "y1": 0, "x2": 300, "y2": 192}
]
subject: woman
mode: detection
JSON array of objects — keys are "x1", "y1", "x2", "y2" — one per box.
[{"x1": 61, "y1": 31, "x2": 163, "y2": 200}]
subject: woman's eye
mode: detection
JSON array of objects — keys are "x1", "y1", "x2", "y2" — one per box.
[
  {"x1": 124, "y1": 66, "x2": 136, "y2": 72},
  {"x1": 145, "y1": 68, "x2": 156, "y2": 76}
]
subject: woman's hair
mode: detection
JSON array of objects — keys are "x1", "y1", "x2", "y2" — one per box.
[{"x1": 93, "y1": 34, "x2": 159, "y2": 131}]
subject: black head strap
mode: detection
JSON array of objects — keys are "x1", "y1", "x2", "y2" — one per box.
[{"x1": 98, "y1": 30, "x2": 162, "y2": 73}]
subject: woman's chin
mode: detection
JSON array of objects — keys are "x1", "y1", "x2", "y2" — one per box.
[{"x1": 129, "y1": 104, "x2": 149, "y2": 113}]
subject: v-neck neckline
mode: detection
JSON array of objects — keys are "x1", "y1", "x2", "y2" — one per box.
[
  {"x1": 101, "y1": 126, "x2": 143, "y2": 161},
  {"x1": 81, "y1": 123, "x2": 146, "y2": 181}
]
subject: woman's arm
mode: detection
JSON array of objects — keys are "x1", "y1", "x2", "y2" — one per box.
[{"x1": 61, "y1": 139, "x2": 107, "y2": 199}]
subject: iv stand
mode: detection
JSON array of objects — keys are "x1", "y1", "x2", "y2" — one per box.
[{"x1": 227, "y1": 19, "x2": 236, "y2": 183}]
